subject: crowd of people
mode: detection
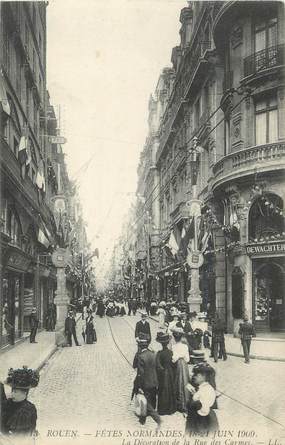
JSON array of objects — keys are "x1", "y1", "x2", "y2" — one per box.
[
  {"x1": 131, "y1": 310, "x2": 219, "y2": 434},
  {"x1": 0, "y1": 293, "x2": 257, "y2": 438}
]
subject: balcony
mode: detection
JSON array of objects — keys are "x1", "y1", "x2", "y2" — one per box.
[
  {"x1": 243, "y1": 44, "x2": 285, "y2": 79},
  {"x1": 156, "y1": 41, "x2": 214, "y2": 163},
  {"x1": 212, "y1": 141, "x2": 285, "y2": 190},
  {"x1": 170, "y1": 201, "x2": 189, "y2": 225}
]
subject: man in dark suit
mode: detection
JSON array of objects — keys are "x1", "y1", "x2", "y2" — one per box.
[
  {"x1": 29, "y1": 307, "x2": 39, "y2": 343},
  {"x1": 135, "y1": 312, "x2": 151, "y2": 342},
  {"x1": 64, "y1": 312, "x2": 80, "y2": 346},
  {"x1": 238, "y1": 315, "x2": 256, "y2": 363},
  {"x1": 176, "y1": 311, "x2": 194, "y2": 352},
  {"x1": 133, "y1": 334, "x2": 161, "y2": 427},
  {"x1": 212, "y1": 313, "x2": 227, "y2": 362}
]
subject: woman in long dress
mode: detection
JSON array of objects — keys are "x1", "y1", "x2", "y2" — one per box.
[
  {"x1": 155, "y1": 332, "x2": 176, "y2": 415},
  {"x1": 171, "y1": 327, "x2": 190, "y2": 413},
  {"x1": 85, "y1": 312, "x2": 97, "y2": 344},
  {"x1": 185, "y1": 363, "x2": 218, "y2": 435},
  {"x1": 157, "y1": 302, "x2": 166, "y2": 329}
]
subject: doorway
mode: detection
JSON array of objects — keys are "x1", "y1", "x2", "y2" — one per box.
[{"x1": 253, "y1": 259, "x2": 285, "y2": 331}]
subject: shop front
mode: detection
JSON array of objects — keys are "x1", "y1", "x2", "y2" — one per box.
[
  {"x1": 247, "y1": 242, "x2": 285, "y2": 332},
  {"x1": 1, "y1": 247, "x2": 31, "y2": 346}
]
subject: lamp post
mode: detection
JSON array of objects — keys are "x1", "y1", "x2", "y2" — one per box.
[{"x1": 186, "y1": 137, "x2": 204, "y2": 313}]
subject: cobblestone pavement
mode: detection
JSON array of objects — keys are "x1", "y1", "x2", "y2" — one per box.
[{"x1": 25, "y1": 314, "x2": 285, "y2": 445}]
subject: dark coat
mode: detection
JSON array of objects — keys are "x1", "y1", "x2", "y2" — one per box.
[
  {"x1": 2, "y1": 399, "x2": 37, "y2": 436},
  {"x1": 212, "y1": 319, "x2": 226, "y2": 342},
  {"x1": 238, "y1": 321, "x2": 256, "y2": 340},
  {"x1": 135, "y1": 320, "x2": 151, "y2": 341},
  {"x1": 65, "y1": 316, "x2": 76, "y2": 333},
  {"x1": 29, "y1": 313, "x2": 39, "y2": 329},
  {"x1": 137, "y1": 349, "x2": 158, "y2": 390}
]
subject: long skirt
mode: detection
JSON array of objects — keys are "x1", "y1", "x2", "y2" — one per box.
[
  {"x1": 174, "y1": 358, "x2": 190, "y2": 413},
  {"x1": 157, "y1": 368, "x2": 176, "y2": 415},
  {"x1": 185, "y1": 408, "x2": 218, "y2": 435},
  {"x1": 86, "y1": 325, "x2": 97, "y2": 344}
]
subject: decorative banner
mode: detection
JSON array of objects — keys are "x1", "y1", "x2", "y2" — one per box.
[{"x1": 187, "y1": 250, "x2": 204, "y2": 268}]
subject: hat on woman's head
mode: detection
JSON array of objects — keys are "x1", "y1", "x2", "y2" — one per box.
[
  {"x1": 192, "y1": 362, "x2": 215, "y2": 377},
  {"x1": 156, "y1": 332, "x2": 170, "y2": 344},
  {"x1": 159, "y1": 301, "x2": 166, "y2": 307},
  {"x1": 171, "y1": 327, "x2": 184, "y2": 339},
  {"x1": 5, "y1": 366, "x2": 40, "y2": 389}
]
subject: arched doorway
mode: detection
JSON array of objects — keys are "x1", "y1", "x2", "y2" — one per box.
[{"x1": 253, "y1": 260, "x2": 285, "y2": 331}]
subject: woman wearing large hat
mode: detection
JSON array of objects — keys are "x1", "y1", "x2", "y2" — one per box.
[
  {"x1": 171, "y1": 327, "x2": 190, "y2": 413},
  {"x1": 185, "y1": 363, "x2": 219, "y2": 435},
  {"x1": 155, "y1": 332, "x2": 176, "y2": 415},
  {"x1": 1, "y1": 366, "x2": 39, "y2": 436}
]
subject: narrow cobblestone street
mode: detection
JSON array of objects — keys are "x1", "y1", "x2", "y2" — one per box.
[{"x1": 25, "y1": 314, "x2": 285, "y2": 445}]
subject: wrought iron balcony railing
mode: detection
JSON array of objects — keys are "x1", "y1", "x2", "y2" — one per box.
[{"x1": 244, "y1": 44, "x2": 285, "y2": 77}]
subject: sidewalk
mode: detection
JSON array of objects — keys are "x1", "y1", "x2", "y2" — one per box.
[
  {"x1": 144, "y1": 313, "x2": 285, "y2": 362},
  {"x1": 0, "y1": 313, "x2": 82, "y2": 382},
  {"x1": 0, "y1": 330, "x2": 57, "y2": 382}
]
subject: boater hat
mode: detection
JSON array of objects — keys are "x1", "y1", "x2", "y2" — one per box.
[{"x1": 5, "y1": 366, "x2": 40, "y2": 390}]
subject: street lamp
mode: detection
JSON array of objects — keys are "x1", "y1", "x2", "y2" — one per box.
[{"x1": 186, "y1": 136, "x2": 204, "y2": 313}]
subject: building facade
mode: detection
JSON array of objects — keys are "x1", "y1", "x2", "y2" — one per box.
[
  {"x1": 134, "y1": 1, "x2": 285, "y2": 334},
  {"x1": 0, "y1": 2, "x2": 88, "y2": 347}
]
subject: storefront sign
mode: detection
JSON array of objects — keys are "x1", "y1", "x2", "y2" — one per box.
[
  {"x1": 246, "y1": 242, "x2": 285, "y2": 256},
  {"x1": 6, "y1": 252, "x2": 31, "y2": 271}
]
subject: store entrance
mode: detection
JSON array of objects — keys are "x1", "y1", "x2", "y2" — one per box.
[
  {"x1": 1, "y1": 272, "x2": 22, "y2": 345},
  {"x1": 253, "y1": 259, "x2": 285, "y2": 331}
]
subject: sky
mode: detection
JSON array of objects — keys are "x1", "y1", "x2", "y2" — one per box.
[{"x1": 47, "y1": 0, "x2": 186, "y2": 287}]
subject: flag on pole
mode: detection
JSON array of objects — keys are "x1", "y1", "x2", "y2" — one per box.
[
  {"x1": 167, "y1": 231, "x2": 179, "y2": 256},
  {"x1": 178, "y1": 218, "x2": 194, "y2": 258}
]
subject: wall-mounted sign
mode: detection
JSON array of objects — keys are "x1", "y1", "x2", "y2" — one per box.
[
  {"x1": 246, "y1": 242, "x2": 285, "y2": 256},
  {"x1": 187, "y1": 251, "x2": 204, "y2": 268},
  {"x1": 6, "y1": 252, "x2": 31, "y2": 271},
  {"x1": 49, "y1": 135, "x2": 67, "y2": 145}
]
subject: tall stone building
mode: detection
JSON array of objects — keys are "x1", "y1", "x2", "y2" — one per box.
[
  {"x1": 134, "y1": 1, "x2": 285, "y2": 334},
  {"x1": 0, "y1": 2, "x2": 88, "y2": 346}
]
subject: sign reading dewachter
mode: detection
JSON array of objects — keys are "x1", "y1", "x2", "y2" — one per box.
[{"x1": 246, "y1": 241, "x2": 285, "y2": 255}]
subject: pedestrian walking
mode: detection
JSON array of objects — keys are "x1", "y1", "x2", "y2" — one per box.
[
  {"x1": 1, "y1": 366, "x2": 39, "y2": 437},
  {"x1": 185, "y1": 363, "x2": 219, "y2": 435},
  {"x1": 212, "y1": 313, "x2": 227, "y2": 362},
  {"x1": 155, "y1": 332, "x2": 176, "y2": 415},
  {"x1": 85, "y1": 311, "x2": 97, "y2": 344},
  {"x1": 46, "y1": 303, "x2": 56, "y2": 331},
  {"x1": 64, "y1": 311, "x2": 80, "y2": 346},
  {"x1": 177, "y1": 312, "x2": 194, "y2": 353},
  {"x1": 171, "y1": 327, "x2": 190, "y2": 413},
  {"x1": 96, "y1": 299, "x2": 105, "y2": 318},
  {"x1": 133, "y1": 334, "x2": 161, "y2": 427},
  {"x1": 157, "y1": 302, "x2": 166, "y2": 329},
  {"x1": 29, "y1": 307, "x2": 39, "y2": 343},
  {"x1": 135, "y1": 312, "x2": 151, "y2": 343},
  {"x1": 238, "y1": 315, "x2": 256, "y2": 363}
]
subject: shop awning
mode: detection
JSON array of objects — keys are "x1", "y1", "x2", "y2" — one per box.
[{"x1": 38, "y1": 229, "x2": 50, "y2": 248}]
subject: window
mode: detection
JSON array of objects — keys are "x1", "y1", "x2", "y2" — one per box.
[
  {"x1": 255, "y1": 17, "x2": 277, "y2": 52},
  {"x1": 255, "y1": 95, "x2": 278, "y2": 145},
  {"x1": 13, "y1": 137, "x2": 19, "y2": 158},
  {"x1": 254, "y1": 16, "x2": 278, "y2": 71},
  {"x1": 25, "y1": 22, "x2": 29, "y2": 47},
  {"x1": 0, "y1": 199, "x2": 8, "y2": 234},
  {"x1": 194, "y1": 98, "x2": 201, "y2": 129},
  {"x1": 224, "y1": 117, "x2": 230, "y2": 154}
]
